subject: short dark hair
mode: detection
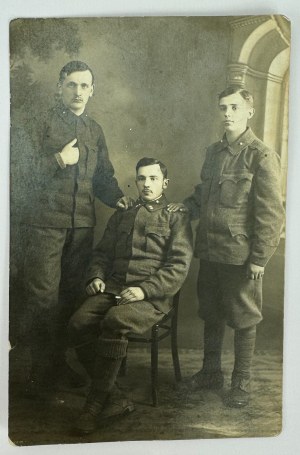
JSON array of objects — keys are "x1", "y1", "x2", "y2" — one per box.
[
  {"x1": 136, "y1": 157, "x2": 168, "y2": 179},
  {"x1": 218, "y1": 86, "x2": 254, "y2": 106},
  {"x1": 59, "y1": 61, "x2": 94, "y2": 84}
]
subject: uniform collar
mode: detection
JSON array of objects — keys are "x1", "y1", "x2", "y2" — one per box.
[
  {"x1": 216, "y1": 127, "x2": 257, "y2": 155},
  {"x1": 134, "y1": 194, "x2": 168, "y2": 212},
  {"x1": 55, "y1": 102, "x2": 90, "y2": 126}
]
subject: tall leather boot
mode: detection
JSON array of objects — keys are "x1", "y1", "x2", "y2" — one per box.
[
  {"x1": 226, "y1": 325, "x2": 256, "y2": 408},
  {"x1": 74, "y1": 337, "x2": 128, "y2": 434},
  {"x1": 188, "y1": 320, "x2": 225, "y2": 391}
]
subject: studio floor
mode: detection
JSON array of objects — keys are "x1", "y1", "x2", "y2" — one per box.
[{"x1": 8, "y1": 346, "x2": 282, "y2": 447}]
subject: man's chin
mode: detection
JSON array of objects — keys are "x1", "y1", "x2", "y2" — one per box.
[{"x1": 140, "y1": 194, "x2": 163, "y2": 202}]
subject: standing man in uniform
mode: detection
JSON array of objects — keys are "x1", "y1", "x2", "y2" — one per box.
[
  {"x1": 20, "y1": 60, "x2": 131, "y2": 398},
  {"x1": 169, "y1": 86, "x2": 284, "y2": 407}
]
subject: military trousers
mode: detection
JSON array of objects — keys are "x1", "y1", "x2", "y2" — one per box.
[
  {"x1": 197, "y1": 259, "x2": 263, "y2": 329},
  {"x1": 68, "y1": 292, "x2": 164, "y2": 347},
  {"x1": 22, "y1": 225, "x2": 94, "y2": 378}
]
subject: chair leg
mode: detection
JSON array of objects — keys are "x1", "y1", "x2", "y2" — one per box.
[
  {"x1": 171, "y1": 315, "x2": 182, "y2": 382},
  {"x1": 151, "y1": 325, "x2": 159, "y2": 406}
]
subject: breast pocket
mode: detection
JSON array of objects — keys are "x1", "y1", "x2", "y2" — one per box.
[
  {"x1": 219, "y1": 172, "x2": 253, "y2": 208},
  {"x1": 145, "y1": 223, "x2": 171, "y2": 255}
]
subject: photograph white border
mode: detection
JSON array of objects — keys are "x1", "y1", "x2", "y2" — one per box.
[{"x1": 1, "y1": 1, "x2": 300, "y2": 454}]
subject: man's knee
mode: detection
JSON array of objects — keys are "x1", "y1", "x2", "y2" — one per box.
[{"x1": 102, "y1": 306, "x2": 131, "y2": 335}]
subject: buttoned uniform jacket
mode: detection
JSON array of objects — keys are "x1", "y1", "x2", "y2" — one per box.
[
  {"x1": 184, "y1": 128, "x2": 284, "y2": 267},
  {"x1": 21, "y1": 103, "x2": 123, "y2": 227},
  {"x1": 86, "y1": 195, "x2": 194, "y2": 314}
]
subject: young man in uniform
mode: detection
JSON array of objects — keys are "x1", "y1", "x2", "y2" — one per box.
[
  {"x1": 169, "y1": 86, "x2": 284, "y2": 407},
  {"x1": 68, "y1": 157, "x2": 193, "y2": 434},
  {"x1": 19, "y1": 61, "x2": 131, "y2": 398}
]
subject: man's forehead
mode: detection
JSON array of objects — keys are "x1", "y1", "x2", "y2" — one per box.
[
  {"x1": 219, "y1": 93, "x2": 248, "y2": 105},
  {"x1": 137, "y1": 164, "x2": 163, "y2": 176},
  {"x1": 62, "y1": 70, "x2": 93, "y2": 83}
]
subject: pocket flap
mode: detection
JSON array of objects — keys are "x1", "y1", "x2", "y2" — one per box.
[
  {"x1": 219, "y1": 172, "x2": 253, "y2": 185},
  {"x1": 229, "y1": 224, "x2": 249, "y2": 238},
  {"x1": 145, "y1": 223, "x2": 170, "y2": 237}
]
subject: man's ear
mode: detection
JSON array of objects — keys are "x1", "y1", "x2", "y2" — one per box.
[
  {"x1": 163, "y1": 179, "x2": 169, "y2": 190},
  {"x1": 248, "y1": 107, "x2": 255, "y2": 120},
  {"x1": 89, "y1": 84, "x2": 95, "y2": 98},
  {"x1": 57, "y1": 83, "x2": 62, "y2": 95}
]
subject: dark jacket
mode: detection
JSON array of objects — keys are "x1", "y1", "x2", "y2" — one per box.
[
  {"x1": 184, "y1": 128, "x2": 284, "y2": 267},
  {"x1": 86, "y1": 195, "x2": 193, "y2": 313},
  {"x1": 21, "y1": 103, "x2": 123, "y2": 228}
]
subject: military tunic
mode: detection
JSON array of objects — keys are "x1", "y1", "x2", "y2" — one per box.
[{"x1": 22, "y1": 103, "x2": 123, "y2": 227}]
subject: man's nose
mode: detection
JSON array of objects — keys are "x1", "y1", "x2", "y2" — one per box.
[
  {"x1": 75, "y1": 85, "x2": 82, "y2": 96},
  {"x1": 144, "y1": 179, "x2": 150, "y2": 187}
]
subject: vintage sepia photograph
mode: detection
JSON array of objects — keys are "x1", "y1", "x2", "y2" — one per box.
[{"x1": 8, "y1": 15, "x2": 290, "y2": 447}]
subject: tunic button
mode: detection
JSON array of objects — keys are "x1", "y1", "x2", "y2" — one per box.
[
  {"x1": 239, "y1": 142, "x2": 243, "y2": 145},
  {"x1": 148, "y1": 205, "x2": 153, "y2": 210}
]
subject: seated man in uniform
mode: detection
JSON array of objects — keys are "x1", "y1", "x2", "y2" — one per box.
[{"x1": 68, "y1": 157, "x2": 193, "y2": 434}]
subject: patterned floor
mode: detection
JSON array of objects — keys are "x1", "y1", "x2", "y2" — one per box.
[{"x1": 8, "y1": 347, "x2": 282, "y2": 446}]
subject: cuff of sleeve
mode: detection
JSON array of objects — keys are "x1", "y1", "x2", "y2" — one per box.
[
  {"x1": 86, "y1": 270, "x2": 106, "y2": 284},
  {"x1": 55, "y1": 152, "x2": 66, "y2": 169},
  {"x1": 249, "y1": 245, "x2": 277, "y2": 267},
  {"x1": 139, "y1": 282, "x2": 162, "y2": 300},
  {"x1": 138, "y1": 284, "x2": 149, "y2": 299}
]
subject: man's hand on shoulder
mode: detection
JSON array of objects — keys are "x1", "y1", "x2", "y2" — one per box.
[
  {"x1": 118, "y1": 287, "x2": 145, "y2": 305},
  {"x1": 116, "y1": 196, "x2": 135, "y2": 210},
  {"x1": 167, "y1": 202, "x2": 189, "y2": 213},
  {"x1": 246, "y1": 263, "x2": 265, "y2": 280},
  {"x1": 86, "y1": 278, "x2": 106, "y2": 295}
]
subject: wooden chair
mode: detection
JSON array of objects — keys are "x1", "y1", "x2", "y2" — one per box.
[{"x1": 119, "y1": 291, "x2": 182, "y2": 406}]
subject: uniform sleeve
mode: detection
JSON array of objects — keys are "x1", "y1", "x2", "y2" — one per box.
[
  {"x1": 93, "y1": 126, "x2": 124, "y2": 207},
  {"x1": 182, "y1": 147, "x2": 211, "y2": 220},
  {"x1": 23, "y1": 115, "x2": 61, "y2": 182},
  {"x1": 139, "y1": 213, "x2": 194, "y2": 299},
  {"x1": 85, "y1": 211, "x2": 120, "y2": 282},
  {"x1": 13, "y1": 116, "x2": 61, "y2": 221},
  {"x1": 250, "y1": 151, "x2": 284, "y2": 267},
  {"x1": 183, "y1": 184, "x2": 202, "y2": 220}
]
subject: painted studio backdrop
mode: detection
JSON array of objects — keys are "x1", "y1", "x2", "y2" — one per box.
[{"x1": 9, "y1": 16, "x2": 290, "y2": 445}]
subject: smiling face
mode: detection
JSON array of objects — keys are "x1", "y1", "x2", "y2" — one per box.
[
  {"x1": 58, "y1": 70, "x2": 94, "y2": 115},
  {"x1": 135, "y1": 164, "x2": 169, "y2": 201},
  {"x1": 218, "y1": 92, "x2": 254, "y2": 139}
]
